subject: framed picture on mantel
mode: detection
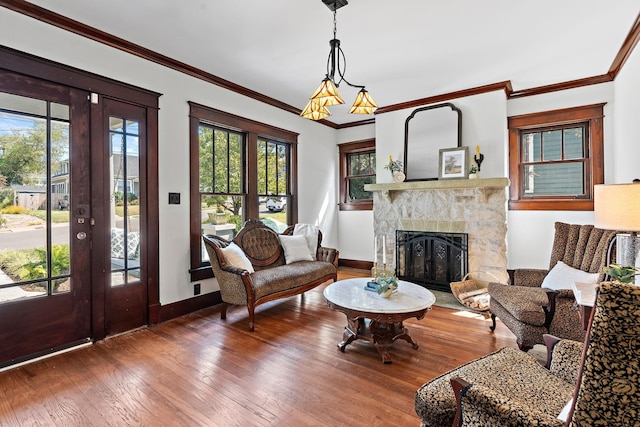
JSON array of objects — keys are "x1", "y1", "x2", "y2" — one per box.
[{"x1": 439, "y1": 146, "x2": 469, "y2": 180}]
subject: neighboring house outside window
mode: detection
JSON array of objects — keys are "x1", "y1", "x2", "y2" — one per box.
[
  {"x1": 189, "y1": 103, "x2": 298, "y2": 281},
  {"x1": 508, "y1": 104, "x2": 604, "y2": 211},
  {"x1": 338, "y1": 139, "x2": 376, "y2": 211}
]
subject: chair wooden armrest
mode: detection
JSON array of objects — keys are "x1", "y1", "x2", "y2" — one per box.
[
  {"x1": 450, "y1": 376, "x2": 471, "y2": 427},
  {"x1": 543, "y1": 289, "x2": 557, "y2": 329},
  {"x1": 543, "y1": 334, "x2": 562, "y2": 369}
]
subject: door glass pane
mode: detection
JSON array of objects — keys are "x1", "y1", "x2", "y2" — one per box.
[
  {"x1": 0, "y1": 94, "x2": 71, "y2": 302},
  {"x1": 51, "y1": 103, "x2": 69, "y2": 121},
  {"x1": 109, "y1": 116, "x2": 141, "y2": 286},
  {"x1": 51, "y1": 119, "x2": 71, "y2": 294},
  {"x1": 0, "y1": 92, "x2": 46, "y2": 116}
]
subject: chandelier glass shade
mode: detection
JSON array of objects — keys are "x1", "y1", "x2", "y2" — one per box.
[
  {"x1": 301, "y1": 1, "x2": 376, "y2": 120},
  {"x1": 300, "y1": 100, "x2": 331, "y2": 120},
  {"x1": 310, "y1": 77, "x2": 344, "y2": 106},
  {"x1": 348, "y1": 88, "x2": 378, "y2": 114}
]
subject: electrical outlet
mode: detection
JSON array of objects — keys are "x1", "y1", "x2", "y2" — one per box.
[{"x1": 194, "y1": 283, "x2": 201, "y2": 295}]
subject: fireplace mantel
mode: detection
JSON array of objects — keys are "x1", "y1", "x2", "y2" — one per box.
[
  {"x1": 365, "y1": 177, "x2": 510, "y2": 203},
  {"x1": 365, "y1": 177, "x2": 509, "y2": 192}
]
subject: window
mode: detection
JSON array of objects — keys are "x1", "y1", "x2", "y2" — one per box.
[
  {"x1": 338, "y1": 139, "x2": 376, "y2": 211},
  {"x1": 189, "y1": 103, "x2": 298, "y2": 281},
  {"x1": 508, "y1": 104, "x2": 604, "y2": 211}
]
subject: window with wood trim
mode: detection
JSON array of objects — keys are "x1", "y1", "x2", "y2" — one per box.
[
  {"x1": 338, "y1": 139, "x2": 376, "y2": 211},
  {"x1": 508, "y1": 104, "x2": 604, "y2": 211},
  {"x1": 189, "y1": 103, "x2": 298, "y2": 281}
]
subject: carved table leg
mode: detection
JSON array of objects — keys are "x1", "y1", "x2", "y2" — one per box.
[
  {"x1": 391, "y1": 321, "x2": 419, "y2": 350},
  {"x1": 370, "y1": 321, "x2": 397, "y2": 364},
  {"x1": 338, "y1": 317, "x2": 361, "y2": 352}
]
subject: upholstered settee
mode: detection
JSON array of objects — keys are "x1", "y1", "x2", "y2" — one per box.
[{"x1": 202, "y1": 219, "x2": 338, "y2": 331}]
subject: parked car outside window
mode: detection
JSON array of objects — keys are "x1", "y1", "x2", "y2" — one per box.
[{"x1": 266, "y1": 197, "x2": 286, "y2": 212}]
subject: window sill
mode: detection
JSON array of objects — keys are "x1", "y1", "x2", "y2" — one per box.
[
  {"x1": 508, "y1": 199, "x2": 594, "y2": 211},
  {"x1": 339, "y1": 200, "x2": 373, "y2": 211},
  {"x1": 190, "y1": 266, "x2": 214, "y2": 282}
]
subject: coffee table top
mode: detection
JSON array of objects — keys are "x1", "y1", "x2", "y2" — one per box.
[{"x1": 323, "y1": 278, "x2": 436, "y2": 314}]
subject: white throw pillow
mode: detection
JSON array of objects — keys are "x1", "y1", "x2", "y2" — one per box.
[
  {"x1": 557, "y1": 398, "x2": 573, "y2": 422},
  {"x1": 293, "y1": 223, "x2": 319, "y2": 260},
  {"x1": 219, "y1": 242, "x2": 255, "y2": 273},
  {"x1": 279, "y1": 234, "x2": 314, "y2": 264},
  {"x1": 541, "y1": 261, "x2": 599, "y2": 291}
]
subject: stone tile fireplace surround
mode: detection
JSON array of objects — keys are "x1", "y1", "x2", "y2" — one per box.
[{"x1": 365, "y1": 178, "x2": 510, "y2": 287}]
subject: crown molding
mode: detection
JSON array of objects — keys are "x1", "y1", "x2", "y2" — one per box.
[{"x1": 2, "y1": 1, "x2": 639, "y2": 127}]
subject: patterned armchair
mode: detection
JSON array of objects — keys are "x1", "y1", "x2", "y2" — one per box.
[
  {"x1": 415, "y1": 281, "x2": 640, "y2": 427},
  {"x1": 488, "y1": 222, "x2": 617, "y2": 350}
]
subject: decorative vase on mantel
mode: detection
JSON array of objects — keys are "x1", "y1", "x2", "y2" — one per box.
[
  {"x1": 385, "y1": 155, "x2": 405, "y2": 183},
  {"x1": 393, "y1": 171, "x2": 406, "y2": 183}
]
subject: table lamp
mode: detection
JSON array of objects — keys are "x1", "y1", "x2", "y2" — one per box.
[{"x1": 594, "y1": 183, "x2": 640, "y2": 279}]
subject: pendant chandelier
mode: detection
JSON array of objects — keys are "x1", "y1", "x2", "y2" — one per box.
[{"x1": 301, "y1": 0, "x2": 377, "y2": 120}]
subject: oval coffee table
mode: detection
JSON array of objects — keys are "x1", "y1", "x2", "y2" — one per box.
[{"x1": 323, "y1": 278, "x2": 436, "y2": 364}]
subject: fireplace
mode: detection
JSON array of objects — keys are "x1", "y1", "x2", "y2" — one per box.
[{"x1": 396, "y1": 230, "x2": 468, "y2": 292}]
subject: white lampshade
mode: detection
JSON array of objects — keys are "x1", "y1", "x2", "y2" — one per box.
[{"x1": 594, "y1": 184, "x2": 640, "y2": 231}]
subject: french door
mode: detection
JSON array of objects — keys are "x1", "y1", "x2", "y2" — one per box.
[
  {"x1": 0, "y1": 72, "x2": 92, "y2": 366},
  {"x1": 0, "y1": 47, "x2": 159, "y2": 366},
  {"x1": 98, "y1": 98, "x2": 148, "y2": 336}
]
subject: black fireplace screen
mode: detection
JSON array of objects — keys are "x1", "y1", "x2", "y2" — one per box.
[{"x1": 396, "y1": 230, "x2": 468, "y2": 292}]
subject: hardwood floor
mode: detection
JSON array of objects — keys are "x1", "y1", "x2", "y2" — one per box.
[{"x1": 0, "y1": 268, "x2": 517, "y2": 426}]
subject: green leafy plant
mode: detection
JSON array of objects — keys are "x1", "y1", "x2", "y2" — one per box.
[
  {"x1": 603, "y1": 263, "x2": 640, "y2": 284},
  {"x1": 469, "y1": 165, "x2": 478, "y2": 174},
  {"x1": 384, "y1": 155, "x2": 403, "y2": 173},
  {"x1": 23, "y1": 244, "x2": 70, "y2": 279}
]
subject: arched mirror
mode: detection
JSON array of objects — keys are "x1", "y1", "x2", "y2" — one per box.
[{"x1": 403, "y1": 102, "x2": 462, "y2": 181}]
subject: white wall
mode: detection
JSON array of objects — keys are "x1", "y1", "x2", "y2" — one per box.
[
  {"x1": 612, "y1": 40, "x2": 640, "y2": 184},
  {"x1": 336, "y1": 125, "x2": 375, "y2": 263},
  {"x1": 375, "y1": 91, "x2": 508, "y2": 182},
  {"x1": 0, "y1": 8, "x2": 339, "y2": 305}
]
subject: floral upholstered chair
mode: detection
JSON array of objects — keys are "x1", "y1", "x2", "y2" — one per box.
[
  {"x1": 414, "y1": 281, "x2": 640, "y2": 427},
  {"x1": 488, "y1": 222, "x2": 617, "y2": 350}
]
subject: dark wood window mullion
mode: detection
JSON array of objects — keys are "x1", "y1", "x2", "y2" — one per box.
[{"x1": 46, "y1": 102, "x2": 53, "y2": 294}]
